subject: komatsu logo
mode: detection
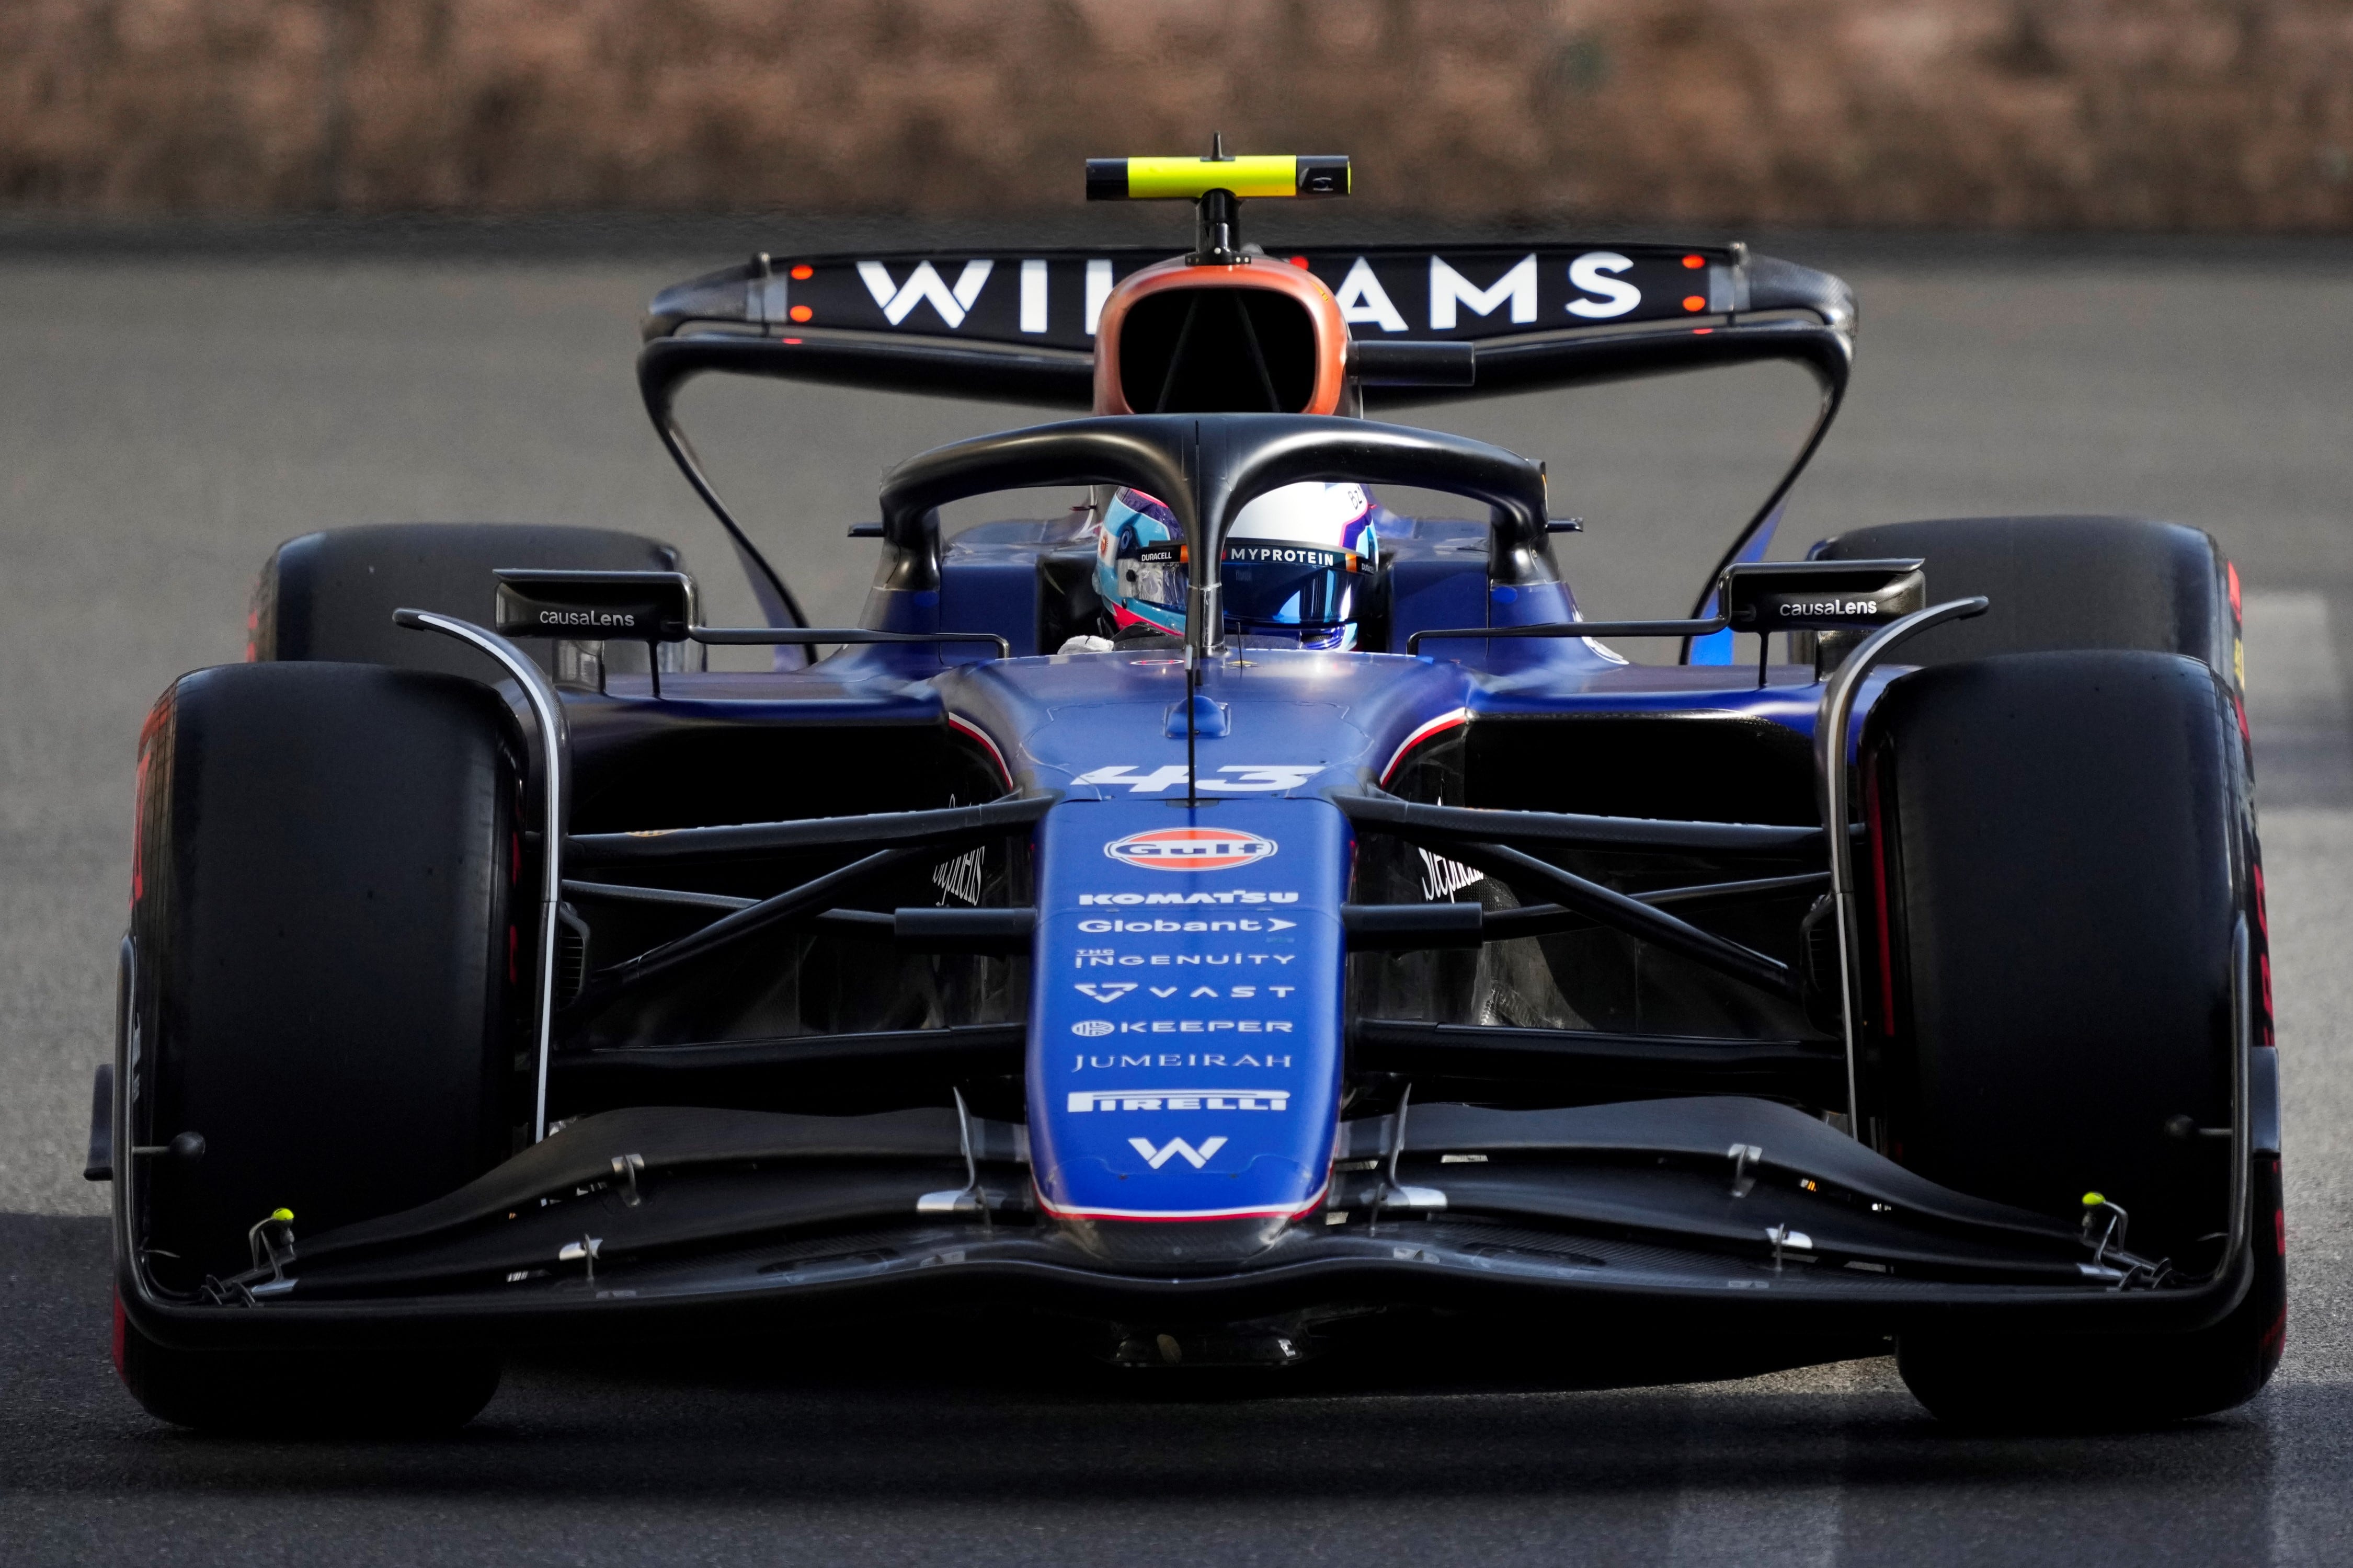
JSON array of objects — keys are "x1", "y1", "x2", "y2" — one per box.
[
  {"x1": 1105, "y1": 827, "x2": 1277, "y2": 872},
  {"x1": 1076, "y1": 890, "x2": 1296, "y2": 905}
]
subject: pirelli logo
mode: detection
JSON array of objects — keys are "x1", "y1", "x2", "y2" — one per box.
[{"x1": 1066, "y1": 1089, "x2": 1292, "y2": 1114}]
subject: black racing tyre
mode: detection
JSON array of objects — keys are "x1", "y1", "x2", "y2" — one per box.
[
  {"x1": 119, "y1": 660, "x2": 521, "y2": 1432},
  {"x1": 1897, "y1": 1157, "x2": 2286, "y2": 1430},
  {"x1": 251, "y1": 521, "x2": 686, "y2": 682},
  {"x1": 1860, "y1": 649, "x2": 2280, "y2": 1427},
  {"x1": 115, "y1": 1300, "x2": 501, "y2": 1436},
  {"x1": 1808, "y1": 515, "x2": 2239, "y2": 684}
]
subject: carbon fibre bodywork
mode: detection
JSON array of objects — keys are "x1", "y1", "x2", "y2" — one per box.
[{"x1": 108, "y1": 230, "x2": 2274, "y2": 1374}]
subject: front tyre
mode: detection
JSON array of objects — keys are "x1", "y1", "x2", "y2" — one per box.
[
  {"x1": 1862, "y1": 650, "x2": 2280, "y2": 1427},
  {"x1": 115, "y1": 1297, "x2": 500, "y2": 1436},
  {"x1": 119, "y1": 661, "x2": 521, "y2": 1432},
  {"x1": 1898, "y1": 1156, "x2": 2286, "y2": 1429}
]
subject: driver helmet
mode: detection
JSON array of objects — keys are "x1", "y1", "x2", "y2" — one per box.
[{"x1": 1095, "y1": 482, "x2": 1379, "y2": 650}]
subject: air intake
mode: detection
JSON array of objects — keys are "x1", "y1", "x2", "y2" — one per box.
[{"x1": 1116, "y1": 287, "x2": 1318, "y2": 414}]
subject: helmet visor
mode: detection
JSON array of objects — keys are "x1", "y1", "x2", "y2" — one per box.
[
  {"x1": 1120, "y1": 542, "x2": 1189, "y2": 615},
  {"x1": 1220, "y1": 542, "x2": 1364, "y2": 628}
]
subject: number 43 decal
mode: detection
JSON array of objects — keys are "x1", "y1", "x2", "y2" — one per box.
[{"x1": 1075, "y1": 764, "x2": 1318, "y2": 794}]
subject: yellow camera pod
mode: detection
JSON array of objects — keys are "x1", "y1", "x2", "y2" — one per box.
[{"x1": 1085, "y1": 154, "x2": 1350, "y2": 202}]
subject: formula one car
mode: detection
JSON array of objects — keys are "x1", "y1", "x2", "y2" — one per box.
[{"x1": 96, "y1": 151, "x2": 2282, "y2": 1433}]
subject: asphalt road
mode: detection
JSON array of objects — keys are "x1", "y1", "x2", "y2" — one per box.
[{"x1": 3, "y1": 235, "x2": 2352, "y2": 1564}]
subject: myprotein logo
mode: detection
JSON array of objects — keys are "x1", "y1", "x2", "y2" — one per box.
[
  {"x1": 1105, "y1": 827, "x2": 1277, "y2": 873},
  {"x1": 1229, "y1": 545, "x2": 1344, "y2": 567}
]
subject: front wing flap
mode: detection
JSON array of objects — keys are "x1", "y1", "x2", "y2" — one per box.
[{"x1": 121, "y1": 1098, "x2": 2248, "y2": 1346}]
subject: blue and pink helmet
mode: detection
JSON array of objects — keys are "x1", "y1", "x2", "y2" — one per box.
[{"x1": 1095, "y1": 482, "x2": 1380, "y2": 650}]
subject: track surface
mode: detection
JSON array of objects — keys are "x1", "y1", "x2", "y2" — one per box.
[{"x1": 4, "y1": 239, "x2": 2352, "y2": 1563}]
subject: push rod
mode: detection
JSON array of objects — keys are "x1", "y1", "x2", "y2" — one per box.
[
  {"x1": 1447, "y1": 840, "x2": 1798, "y2": 999},
  {"x1": 565, "y1": 845, "x2": 930, "y2": 1017},
  {"x1": 1333, "y1": 791, "x2": 1823, "y2": 857},
  {"x1": 567, "y1": 793, "x2": 1053, "y2": 868},
  {"x1": 1407, "y1": 617, "x2": 1728, "y2": 654}
]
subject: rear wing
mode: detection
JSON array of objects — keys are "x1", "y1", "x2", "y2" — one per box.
[
  {"x1": 636, "y1": 242, "x2": 1858, "y2": 639},
  {"x1": 639, "y1": 243, "x2": 1855, "y2": 410}
]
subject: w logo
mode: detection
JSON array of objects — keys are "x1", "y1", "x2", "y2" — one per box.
[
  {"x1": 856, "y1": 259, "x2": 995, "y2": 328},
  {"x1": 1128, "y1": 1136, "x2": 1228, "y2": 1170}
]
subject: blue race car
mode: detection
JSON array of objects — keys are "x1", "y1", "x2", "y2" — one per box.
[{"x1": 96, "y1": 151, "x2": 2282, "y2": 1433}]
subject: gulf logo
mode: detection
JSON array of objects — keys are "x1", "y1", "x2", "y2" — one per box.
[{"x1": 1104, "y1": 826, "x2": 1278, "y2": 872}]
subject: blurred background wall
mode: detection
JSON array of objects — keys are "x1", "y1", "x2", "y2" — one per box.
[{"x1": 2, "y1": 0, "x2": 2350, "y2": 228}]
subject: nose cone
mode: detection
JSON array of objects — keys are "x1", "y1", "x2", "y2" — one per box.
[
  {"x1": 1054, "y1": 1208, "x2": 1303, "y2": 1267},
  {"x1": 1025, "y1": 797, "x2": 1347, "y2": 1262}
]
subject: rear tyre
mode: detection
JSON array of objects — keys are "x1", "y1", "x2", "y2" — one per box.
[
  {"x1": 251, "y1": 521, "x2": 688, "y2": 683},
  {"x1": 1862, "y1": 649, "x2": 2279, "y2": 1427},
  {"x1": 120, "y1": 660, "x2": 521, "y2": 1432},
  {"x1": 1809, "y1": 514, "x2": 2238, "y2": 684}
]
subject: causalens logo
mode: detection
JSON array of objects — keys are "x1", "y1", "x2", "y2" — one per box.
[{"x1": 1105, "y1": 827, "x2": 1277, "y2": 872}]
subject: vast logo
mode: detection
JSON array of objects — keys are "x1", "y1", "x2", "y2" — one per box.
[
  {"x1": 1128, "y1": 1136, "x2": 1228, "y2": 1170},
  {"x1": 1105, "y1": 826, "x2": 1278, "y2": 872}
]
